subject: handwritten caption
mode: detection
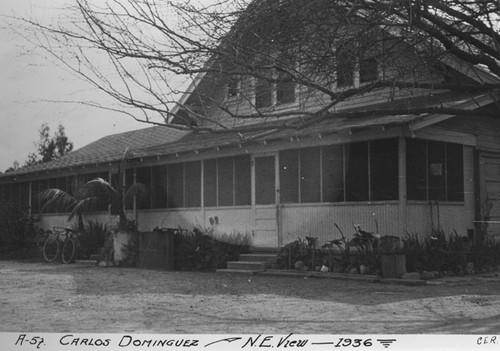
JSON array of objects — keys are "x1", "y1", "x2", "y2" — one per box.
[
  {"x1": 14, "y1": 333, "x2": 376, "y2": 349},
  {"x1": 10, "y1": 333, "x2": 500, "y2": 350}
]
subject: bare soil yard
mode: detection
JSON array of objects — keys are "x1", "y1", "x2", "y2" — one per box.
[{"x1": 1, "y1": 260, "x2": 500, "y2": 334}]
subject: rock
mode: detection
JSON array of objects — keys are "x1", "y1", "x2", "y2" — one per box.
[
  {"x1": 320, "y1": 265, "x2": 329, "y2": 272},
  {"x1": 401, "y1": 272, "x2": 421, "y2": 280},
  {"x1": 294, "y1": 260, "x2": 304, "y2": 270},
  {"x1": 98, "y1": 261, "x2": 108, "y2": 267}
]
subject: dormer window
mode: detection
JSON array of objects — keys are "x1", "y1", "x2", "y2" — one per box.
[
  {"x1": 255, "y1": 70, "x2": 296, "y2": 109},
  {"x1": 336, "y1": 43, "x2": 379, "y2": 88},
  {"x1": 360, "y1": 57, "x2": 379, "y2": 83},
  {"x1": 276, "y1": 71, "x2": 296, "y2": 104},
  {"x1": 337, "y1": 54, "x2": 355, "y2": 88},
  {"x1": 226, "y1": 75, "x2": 240, "y2": 100},
  {"x1": 255, "y1": 77, "x2": 273, "y2": 108}
]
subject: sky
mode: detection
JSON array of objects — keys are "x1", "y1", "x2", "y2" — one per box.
[{"x1": 0, "y1": 0, "x2": 150, "y2": 172}]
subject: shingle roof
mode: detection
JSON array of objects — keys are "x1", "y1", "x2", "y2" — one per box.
[{"x1": 1, "y1": 126, "x2": 188, "y2": 178}]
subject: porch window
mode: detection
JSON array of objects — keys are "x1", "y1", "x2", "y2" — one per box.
[
  {"x1": 322, "y1": 145, "x2": 344, "y2": 202},
  {"x1": 279, "y1": 149, "x2": 299, "y2": 203},
  {"x1": 203, "y1": 159, "x2": 217, "y2": 207},
  {"x1": 406, "y1": 139, "x2": 464, "y2": 201},
  {"x1": 218, "y1": 157, "x2": 234, "y2": 206},
  {"x1": 280, "y1": 139, "x2": 399, "y2": 204},
  {"x1": 185, "y1": 161, "x2": 201, "y2": 207},
  {"x1": 136, "y1": 167, "x2": 152, "y2": 209},
  {"x1": 255, "y1": 156, "x2": 276, "y2": 205},
  {"x1": 168, "y1": 163, "x2": 184, "y2": 208},
  {"x1": 203, "y1": 155, "x2": 251, "y2": 207},
  {"x1": 345, "y1": 142, "x2": 369, "y2": 201},
  {"x1": 370, "y1": 139, "x2": 398, "y2": 201},
  {"x1": 300, "y1": 147, "x2": 321, "y2": 203},
  {"x1": 0, "y1": 181, "x2": 30, "y2": 212},
  {"x1": 136, "y1": 161, "x2": 202, "y2": 210},
  {"x1": 152, "y1": 165, "x2": 168, "y2": 209},
  {"x1": 234, "y1": 156, "x2": 251, "y2": 206}
]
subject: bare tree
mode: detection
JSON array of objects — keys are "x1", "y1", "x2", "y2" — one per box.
[{"x1": 12, "y1": 0, "x2": 500, "y2": 136}]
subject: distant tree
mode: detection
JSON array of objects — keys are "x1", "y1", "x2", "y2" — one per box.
[
  {"x1": 4, "y1": 161, "x2": 21, "y2": 173},
  {"x1": 25, "y1": 123, "x2": 73, "y2": 166}
]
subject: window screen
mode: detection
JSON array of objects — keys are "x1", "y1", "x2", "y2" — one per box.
[
  {"x1": 255, "y1": 156, "x2": 276, "y2": 205},
  {"x1": 217, "y1": 157, "x2": 234, "y2": 206},
  {"x1": 203, "y1": 159, "x2": 217, "y2": 207},
  {"x1": 345, "y1": 142, "x2": 369, "y2": 201},
  {"x1": 234, "y1": 156, "x2": 251, "y2": 206},
  {"x1": 300, "y1": 147, "x2": 321, "y2": 203},
  {"x1": 185, "y1": 161, "x2": 201, "y2": 208},
  {"x1": 152, "y1": 165, "x2": 168, "y2": 209},
  {"x1": 168, "y1": 163, "x2": 184, "y2": 208},
  {"x1": 370, "y1": 139, "x2": 398, "y2": 201},
  {"x1": 322, "y1": 145, "x2": 344, "y2": 202},
  {"x1": 280, "y1": 149, "x2": 299, "y2": 204}
]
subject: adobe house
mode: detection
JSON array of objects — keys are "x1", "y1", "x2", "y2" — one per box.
[{"x1": 1, "y1": 3, "x2": 500, "y2": 249}]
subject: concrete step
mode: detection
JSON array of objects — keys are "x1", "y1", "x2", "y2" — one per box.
[
  {"x1": 239, "y1": 253, "x2": 278, "y2": 263},
  {"x1": 227, "y1": 261, "x2": 267, "y2": 271},
  {"x1": 216, "y1": 268, "x2": 262, "y2": 275},
  {"x1": 251, "y1": 247, "x2": 279, "y2": 254}
]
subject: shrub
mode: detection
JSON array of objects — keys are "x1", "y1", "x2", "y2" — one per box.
[
  {"x1": 277, "y1": 237, "x2": 321, "y2": 269},
  {"x1": 173, "y1": 228, "x2": 250, "y2": 271},
  {"x1": 403, "y1": 230, "x2": 500, "y2": 275},
  {"x1": 0, "y1": 201, "x2": 38, "y2": 259},
  {"x1": 78, "y1": 220, "x2": 108, "y2": 259}
]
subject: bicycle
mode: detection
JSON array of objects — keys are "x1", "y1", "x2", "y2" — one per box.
[{"x1": 42, "y1": 227, "x2": 79, "y2": 264}]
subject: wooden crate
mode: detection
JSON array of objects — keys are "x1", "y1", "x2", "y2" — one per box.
[
  {"x1": 381, "y1": 254, "x2": 406, "y2": 279},
  {"x1": 139, "y1": 231, "x2": 174, "y2": 270}
]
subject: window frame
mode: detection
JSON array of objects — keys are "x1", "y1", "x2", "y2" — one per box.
[{"x1": 406, "y1": 139, "x2": 465, "y2": 202}]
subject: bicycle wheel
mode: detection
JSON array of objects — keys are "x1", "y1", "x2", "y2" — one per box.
[
  {"x1": 43, "y1": 239, "x2": 59, "y2": 263},
  {"x1": 61, "y1": 238, "x2": 76, "y2": 264}
]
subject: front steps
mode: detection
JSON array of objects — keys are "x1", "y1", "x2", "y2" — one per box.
[{"x1": 217, "y1": 250, "x2": 279, "y2": 274}]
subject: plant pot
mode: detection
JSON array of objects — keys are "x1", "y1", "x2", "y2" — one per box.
[{"x1": 113, "y1": 230, "x2": 132, "y2": 264}]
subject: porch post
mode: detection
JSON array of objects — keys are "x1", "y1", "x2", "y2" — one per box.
[
  {"x1": 28, "y1": 181, "x2": 32, "y2": 217},
  {"x1": 398, "y1": 136, "x2": 407, "y2": 236}
]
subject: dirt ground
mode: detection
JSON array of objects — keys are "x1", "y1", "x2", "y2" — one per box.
[{"x1": 1, "y1": 260, "x2": 500, "y2": 334}]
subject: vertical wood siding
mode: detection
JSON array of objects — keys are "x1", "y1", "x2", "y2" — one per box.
[
  {"x1": 136, "y1": 209, "x2": 203, "y2": 232},
  {"x1": 280, "y1": 203, "x2": 399, "y2": 246},
  {"x1": 406, "y1": 203, "x2": 469, "y2": 237}
]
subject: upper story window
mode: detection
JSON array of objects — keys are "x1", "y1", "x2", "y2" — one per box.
[
  {"x1": 336, "y1": 49, "x2": 355, "y2": 88},
  {"x1": 360, "y1": 57, "x2": 379, "y2": 83},
  {"x1": 276, "y1": 71, "x2": 296, "y2": 104},
  {"x1": 226, "y1": 75, "x2": 240, "y2": 100},
  {"x1": 255, "y1": 77, "x2": 273, "y2": 109},
  {"x1": 255, "y1": 69, "x2": 296, "y2": 109},
  {"x1": 336, "y1": 42, "x2": 379, "y2": 88}
]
